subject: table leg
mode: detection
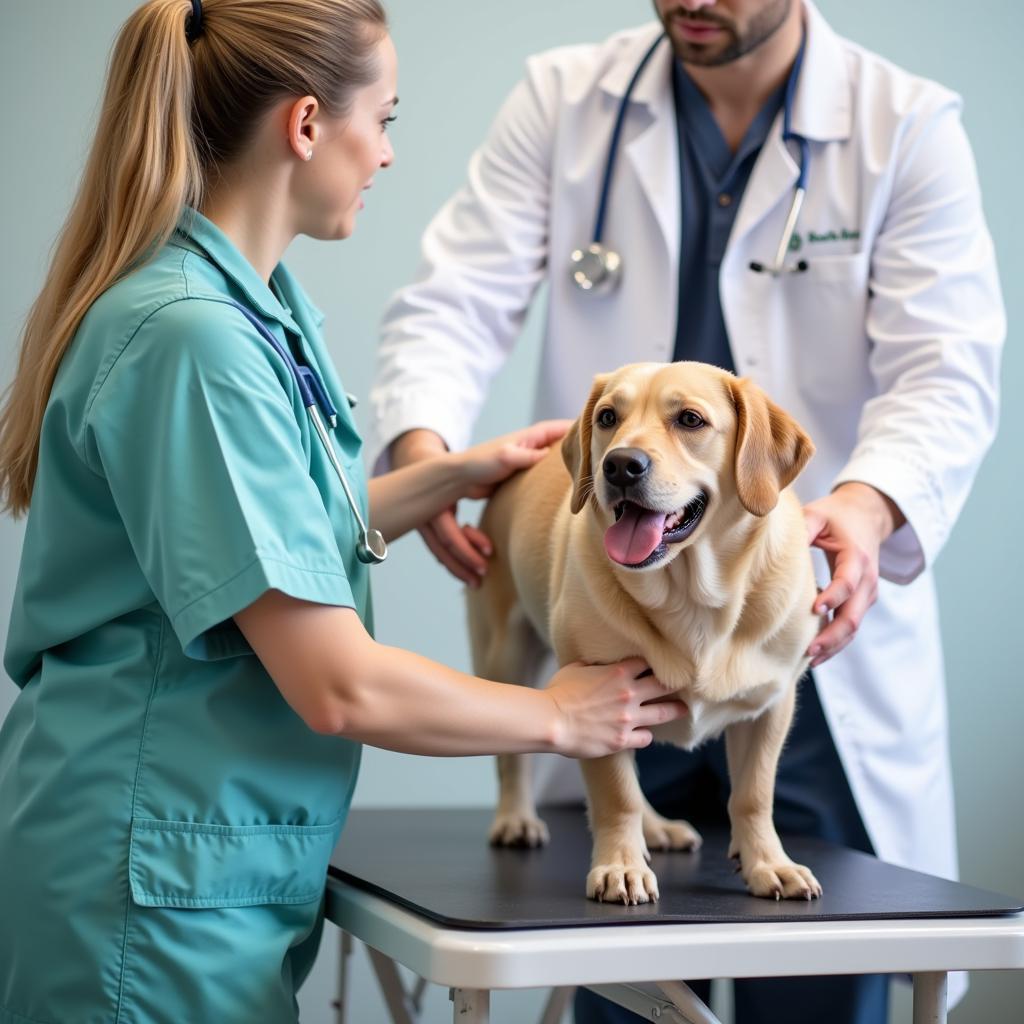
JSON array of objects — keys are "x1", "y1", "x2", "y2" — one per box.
[
  {"x1": 332, "y1": 929, "x2": 353, "y2": 1024},
  {"x1": 912, "y1": 972, "x2": 948, "y2": 1024},
  {"x1": 367, "y1": 946, "x2": 419, "y2": 1024},
  {"x1": 451, "y1": 988, "x2": 490, "y2": 1023},
  {"x1": 539, "y1": 986, "x2": 575, "y2": 1024}
]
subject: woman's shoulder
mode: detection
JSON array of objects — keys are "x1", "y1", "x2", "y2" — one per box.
[
  {"x1": 67, "y1": 242, "x2": 270, "y2": 421},
  {"x1": 84, "y1": 236, "x2": 239, "y2": 341}
]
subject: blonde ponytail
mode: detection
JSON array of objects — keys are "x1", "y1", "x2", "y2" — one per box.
[{"x1": 0, "y1": 0, "x2": 387, "y2": 516}]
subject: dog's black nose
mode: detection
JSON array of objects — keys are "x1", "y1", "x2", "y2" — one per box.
[{"x1": 603, "y1": 448, "x2": 651, "y2": 487}]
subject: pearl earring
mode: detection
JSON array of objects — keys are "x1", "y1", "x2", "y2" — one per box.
[{"x1": 305, "y1": 149, "x2": 313, "y2": 161}]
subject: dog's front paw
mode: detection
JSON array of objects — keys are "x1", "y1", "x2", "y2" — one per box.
[
  {"x1": 586, "y1": 861, "x2": 659, "y2": 905},
  {"x1": 488, "y1": 811, "x2": 550, "y2": 848},
  {"x1": 642, "y1": 811, "x2": 702, "y2": 853},
  {"x1": 741, "y1": 858, "x2": 822, "y2": 901}
]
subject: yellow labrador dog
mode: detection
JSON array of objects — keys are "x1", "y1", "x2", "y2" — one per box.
[{"x1": 467, "y1": 362, "x2": 823, "y2": 905}]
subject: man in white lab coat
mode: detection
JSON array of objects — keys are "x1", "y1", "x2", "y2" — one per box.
[{"x1": 368, "y1": 1, "x2": 1004, "y2": 1019}]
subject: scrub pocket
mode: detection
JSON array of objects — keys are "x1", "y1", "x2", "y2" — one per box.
[
  {"x1": 119, "y1": 817, "x2": 338, "y2": 1024},
  {"x1": 128, "y1": 817, "x2": 338, "y2": 907}
]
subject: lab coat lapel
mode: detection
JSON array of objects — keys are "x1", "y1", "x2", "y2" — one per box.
[
  {"x1": 727, "y1": 1, "x2": 852, "y2": 254},
  {"x1": 729, "y1": 125, "x2": 800, "y2": 247}
]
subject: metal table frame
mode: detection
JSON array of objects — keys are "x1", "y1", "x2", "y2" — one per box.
[{"x1": 326, "y1": 874, "x2": 1024, "y2": 1024}]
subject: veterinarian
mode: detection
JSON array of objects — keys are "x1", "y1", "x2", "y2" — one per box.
[
  {"x1": 368, "y1": 0, "x2": 1005, "y2": 1020},
  {"x1": 0, "y1": 3, "x2": 691, "y2": 1022}
]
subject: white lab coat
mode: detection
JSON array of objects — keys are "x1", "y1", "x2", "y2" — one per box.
[{"x1": 369, "y1": 4, "x2": 1004, "y2": 997}]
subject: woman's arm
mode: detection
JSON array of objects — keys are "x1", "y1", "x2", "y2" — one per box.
[
  {"x1": 234, "y1": 590, "x2": 685, "y2": 758},
  {"x1": 367, "y1": 420, "x2": 569, "y2": 542}
]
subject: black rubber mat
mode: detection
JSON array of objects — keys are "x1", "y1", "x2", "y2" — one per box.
[{"x1": 328, "y1": 808, "x2": 1023, "y2": 931}]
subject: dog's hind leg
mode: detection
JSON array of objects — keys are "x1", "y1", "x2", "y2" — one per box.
[
  {"x1": 640, "y1": 792, "x2": 703, "y2": 853},
  {"x1": 468, "y1": 590, "x2": 551, "y2": 847}
]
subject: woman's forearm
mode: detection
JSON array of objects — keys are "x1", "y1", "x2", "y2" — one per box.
[
  {"x1": 367, "y1": 454, "x2": 465, "y2": 541},
  {"x1": 335, "y1": 640, "x2": 560, "y2": 756},
  {"x1": 235, "y1": 595, "x2": 683, "y2": 760}
]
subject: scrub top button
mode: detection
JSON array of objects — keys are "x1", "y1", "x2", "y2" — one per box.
[{"x1": 717, "y1": 193, "x2": 733, "y2": 208}]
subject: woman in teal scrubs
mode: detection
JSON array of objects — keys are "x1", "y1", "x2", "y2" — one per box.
[{"x1": 0, "y1": 2, "x2": 684, "y2": 1022}]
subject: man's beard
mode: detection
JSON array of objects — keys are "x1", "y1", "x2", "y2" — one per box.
[{"x1": 665, "y1": 0, "x2": 792, "y2": 66}]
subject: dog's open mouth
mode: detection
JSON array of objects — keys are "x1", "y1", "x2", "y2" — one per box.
[{"x1": 604, "y1": 492, "x2": 708, "y2": 568}]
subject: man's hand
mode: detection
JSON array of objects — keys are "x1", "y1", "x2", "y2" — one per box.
[
  {"x1": 390, "y1": 430, "x2": 488, "y2": 586},
  {"x1": 803, "y1": 482, "x2": 905, "y2": 668}
]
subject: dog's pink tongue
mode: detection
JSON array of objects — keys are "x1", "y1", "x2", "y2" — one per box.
[{"x1": 604, "y1": 505, "x2": 668, "y2": 565}]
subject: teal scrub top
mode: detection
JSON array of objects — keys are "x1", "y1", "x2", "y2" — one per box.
[{"x1": 0, "y1": 211, "x2": 370, "y2": 1023}]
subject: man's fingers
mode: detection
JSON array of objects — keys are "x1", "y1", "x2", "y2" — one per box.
[
  {"x1": 420, "y1": 525, "x2": 479, "y2": 586},
  {"x1": 804, "y1": 506, "x2": 829, "y2": 545},
  {"x1": 808, "y1": 579, "x2": 876, "y2": 666},
  {"x1": 462, "y1": 523, "x2": 493, "y2": 558},
  {"x1": 432, "y1": 512, "x2": 489, "y2": 576},
  {"x1": 813, "y1": 546, "x2": 868, "y2": 614}
]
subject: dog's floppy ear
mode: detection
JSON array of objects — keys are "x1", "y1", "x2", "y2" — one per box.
[
  {"x1": 727, "y1": 377, "x2": 815, "y2": 517},
  {"x1": 562, "y1": 374, "x2": 610, "y2": 515}
]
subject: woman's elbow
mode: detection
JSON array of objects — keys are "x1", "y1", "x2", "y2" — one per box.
[
  {"x1": 301, "y1": 697, "x2": 351, "y2": 737},
  {"x1": 295, "y1": 652, "x2": 376, "y2": 737}
]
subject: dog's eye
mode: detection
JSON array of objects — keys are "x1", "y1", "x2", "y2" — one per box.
[
  {"x1": 677, "y1": 409, "x2": 705, "y2": 429},
  {"x1": 596, "y1": 408, "x2": 617, "y2": 429}
]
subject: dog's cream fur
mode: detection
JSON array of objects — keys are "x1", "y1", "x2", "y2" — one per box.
[{"x1": 467, "y1": 362, "x2": 824, "y2": 904}]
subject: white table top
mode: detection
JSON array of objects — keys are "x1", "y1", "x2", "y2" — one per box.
[{"x1": 326, "y1": 876, "x2": 1024, "y2": 991}]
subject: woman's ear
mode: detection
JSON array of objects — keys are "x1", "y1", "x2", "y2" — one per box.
[
  {"x1": 287, "y1": 96, "x2": 320, "y2": 161},
  {"x1": 562, "y1": 374, "x2": 610, "y2": 515},
  {"x1": 728, "y1": 376, "x2": 815, "y2": 517}
]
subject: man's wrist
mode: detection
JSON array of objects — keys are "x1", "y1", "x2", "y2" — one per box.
[
  {"x1": 832, "y1": 481, "x2": 905, "y2": 542},
  {"x1": 390, "y1": 429, "x2": 448, "y2": 469}
]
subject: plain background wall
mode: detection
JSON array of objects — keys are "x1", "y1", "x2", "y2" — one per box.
[{"x1": 1, "y1": 2, "x2": 1020, "y2": 1021}]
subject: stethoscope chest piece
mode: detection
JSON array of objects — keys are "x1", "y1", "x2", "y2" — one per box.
[
  {"x1": 357, "y1": 529, "x2": 388, "y2": 565},
  {"x1": 570, "y1": 243, "x2": 622, "y2": 294}
]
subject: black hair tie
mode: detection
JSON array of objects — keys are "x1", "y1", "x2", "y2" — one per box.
[{"x1": 185, "y1": 0, "x2": 204, "y2": 44}]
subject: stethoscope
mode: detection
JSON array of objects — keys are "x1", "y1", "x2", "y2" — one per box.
[
  {"x1": 228, "y1": 301, "x2": 388, "y2": 565},
  {"x1": 570, "y1": 32, "x2": 810, "y2": 294}
]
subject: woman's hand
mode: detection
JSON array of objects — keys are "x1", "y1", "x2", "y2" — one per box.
[
  {"x1": 544, "y1": 658, "x2": 688, "y2": 760},
  {"x1": 456, "y1": 419, "x2": 572, "y2": 499},
  {"x1": 389, "y1": 423, "x2": 570, "y2": 587}
]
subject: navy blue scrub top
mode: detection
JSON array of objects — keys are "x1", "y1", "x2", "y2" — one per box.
[{"x1": 670, "y1": 61, "x2": 788, "y2": 370}]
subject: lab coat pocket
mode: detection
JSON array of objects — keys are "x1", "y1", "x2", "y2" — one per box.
[
  {"x1": 782, "y1": 251, "x2": 872, "y2": 407},
  {"x1": 128, "y1": 817, "x2": 339, "y2": 908},
  {"x1": 802, "y1": 250, "x2": 870, "y2": 284}
]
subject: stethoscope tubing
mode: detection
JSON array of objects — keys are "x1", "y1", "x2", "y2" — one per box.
[
  {"x1": 592, "y1": 33, "x2": 667, "y2": 247},
  {"x1": 576, "y1": 29, "x2": 812, "y2": 289},
  {"x1": 226, "y1": 300, "x2": 387, "y2": 565}
]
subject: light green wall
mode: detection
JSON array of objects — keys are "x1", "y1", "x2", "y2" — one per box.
[{"x1": 1, "y1": 2, "x2": 1020, "y2": 1021}]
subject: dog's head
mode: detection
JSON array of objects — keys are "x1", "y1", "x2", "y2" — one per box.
[{"x1": 560, "y1": 362, "x2": 814, "y2": 570}]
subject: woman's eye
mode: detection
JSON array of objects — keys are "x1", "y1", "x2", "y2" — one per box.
[
  {"x1": 596, "y1": 408, "x2": 617, "y2": 429},
  {"x1": 677, "y1": 409, "x2": 705, "y2": 429},
  {"x1": 381, "y1": 115, "x2": 397, "y2": 132}
]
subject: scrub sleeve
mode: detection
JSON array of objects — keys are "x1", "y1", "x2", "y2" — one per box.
[{"x1": 87, "y1": 296, "x2": 358, "y2": 655}]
